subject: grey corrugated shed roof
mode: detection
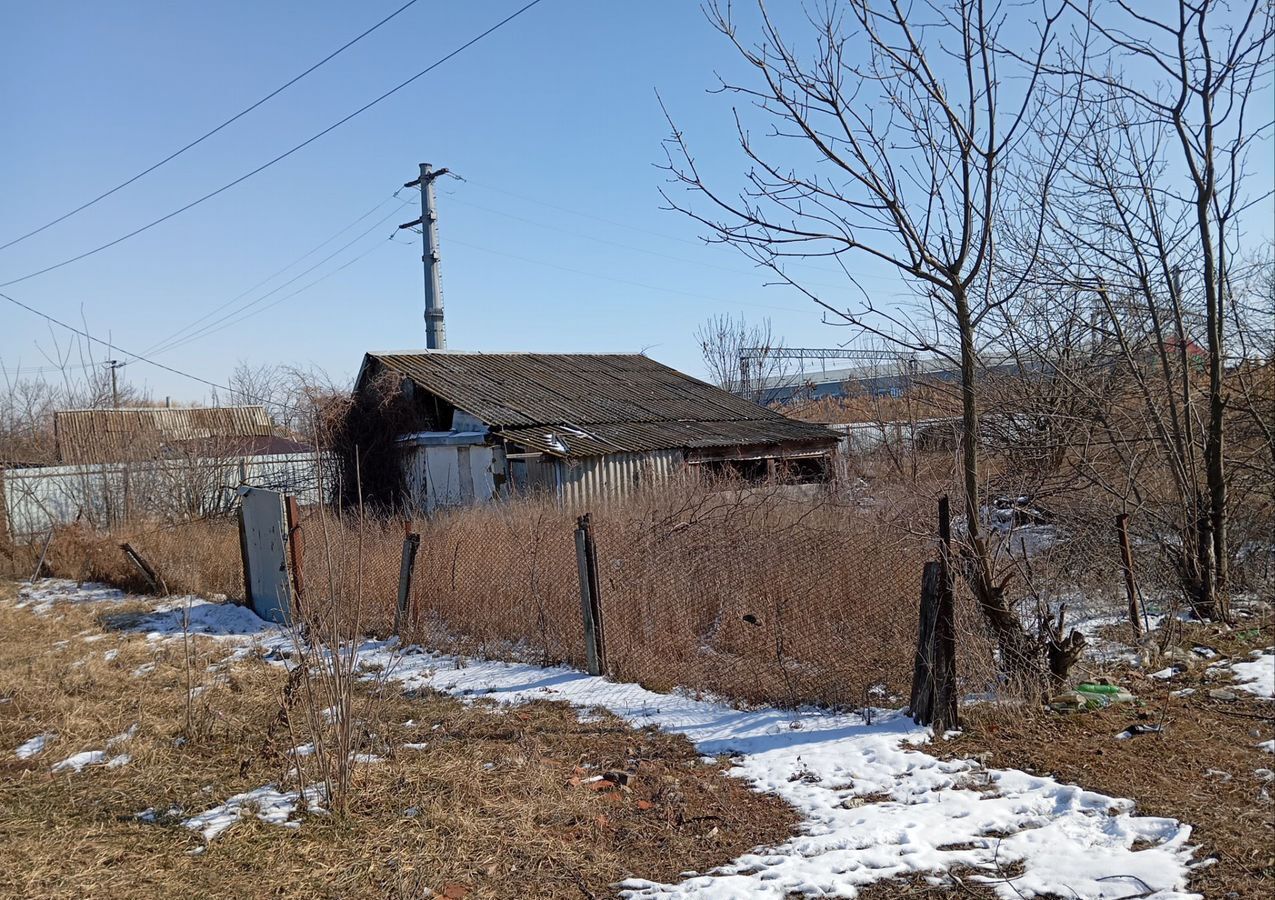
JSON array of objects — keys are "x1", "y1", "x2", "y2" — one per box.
[
  {"x1": 54, "y1": 406, "x2": 275, "y2": 464},
  {"x1": 360, "y1": 352, "x2": 837, "y2": 458}
]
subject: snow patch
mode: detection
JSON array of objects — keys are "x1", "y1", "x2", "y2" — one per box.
[
  {"x1": 10, "y1": 578, "x2": 1201, "y2": 898},
  {"x1": 107, "y1": 723, "x2": 138, "y2": 746},
  {"x1": 14, "y1": 733, "x2": 54, "y2": 759},
  {"x1": 1231, "y1": 651, "x2": 1274, "y2": 699},
  {"x1": 52, "y1": 750, "x2": 106, "y2": 773},
  {"x1": 182, "y1": 783, "x2": 326, "y2": 841},
  {"x1": 17, "y1": 580, "x2": 127, "y2": 614}
]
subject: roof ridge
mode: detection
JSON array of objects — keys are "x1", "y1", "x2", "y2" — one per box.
[{"x1": 56, "y1": 404, "x2": 267, "y2": 413}]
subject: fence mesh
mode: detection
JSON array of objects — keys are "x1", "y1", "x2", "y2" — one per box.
[
  {"x1": 7, "y1": 478, "x2": 1005, "y2": 714},
  {"x1": 591, "y1": 509, "x2": 922, "y2": 708},
  {"x1": 291, "y1": 485, "x2": 933, "y2": 711}
]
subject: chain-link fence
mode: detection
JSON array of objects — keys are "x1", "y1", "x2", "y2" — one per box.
[
  {"x1": 590, "y1": 508, "x2": 923, "y2": 708},
  {"x1": 291, "y1": 485, "x2": 933, "y2": 711}
]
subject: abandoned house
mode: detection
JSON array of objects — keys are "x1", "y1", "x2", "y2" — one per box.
[{"x1": 347, "y1": 351, "x2": 839, "y2": 511}]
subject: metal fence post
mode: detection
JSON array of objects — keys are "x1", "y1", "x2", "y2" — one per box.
[
  {"x1": 395, "y1": 532, "x2": 421, "y2": 637},
  {"x1": 574, "y1": 512, "x2": 607, "y2": 676}
]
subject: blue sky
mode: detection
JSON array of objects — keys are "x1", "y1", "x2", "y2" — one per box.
[
  {"x1": 1, "y1": 1, "x2": 1270, "y2": 402},
  {"x1": 1, "y1": 0, "x2": 902, "y2": 401}
]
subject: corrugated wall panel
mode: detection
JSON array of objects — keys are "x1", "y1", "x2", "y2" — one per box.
[
  {"x1": 553, "y1": 450, "x2": 683, "y2": 508},
  {"x1": 1, "y1": 452, "x2": 329, "y2": 537}
]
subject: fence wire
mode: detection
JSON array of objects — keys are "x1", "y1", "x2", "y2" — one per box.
[{"x1": 294, "y1": 487, "x2": 935, "y2": 712}]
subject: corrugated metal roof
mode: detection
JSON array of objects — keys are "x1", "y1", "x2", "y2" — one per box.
[
  {"x1": 362, "y1": 352, "x2": 837, "y2": 458},
  {"x1": 54, "y1": 406, "x2": 276, "y2": 464}
]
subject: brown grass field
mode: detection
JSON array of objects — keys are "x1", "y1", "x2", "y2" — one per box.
[
  {"x1": 944, "y1": 614, "x2": 1275, "y2": 898},
  {"x1": 9, "y1": 477, "x2": 929, "y2": 713},
  {"x1": 0, "y1": 580, "x2": 797, "y2": 899}
]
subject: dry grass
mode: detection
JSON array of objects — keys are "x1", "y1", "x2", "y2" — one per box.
[
  {"x1": 4, "y1": 470, "x2": 934, "y2": 718},
  {"x1": 941, "y1": 611, "x2": 1275, "y2": 899},
  {"x1": 292, "y1": 477, "x2": 928, "y2": 711},
  {"x1": 0, "y1": 579, "x2": 798, "y2": 899},
  {"x1": 6, "y1": 518, "x2": 246, "y2": 600}
]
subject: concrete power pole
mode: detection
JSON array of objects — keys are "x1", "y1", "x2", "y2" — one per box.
[
  {"x1": 104, "y1": 359, "x2": 123, "y2": 408},
  {"x1": 399, "y1": 163, "x2": 449, "y2": 350}
]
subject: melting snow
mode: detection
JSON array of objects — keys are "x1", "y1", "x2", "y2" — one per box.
[
  {"x1": 13, "y1": 578, "x2": 1203, "y2": 898},
  {"x1": 107, "y1": 723, "x2": 138, "y2": 746},
  {"x1": 1231, "y1": 650, "x2": 1274, "y2": 699},
  {"x1": 182, "y1": 783, "x2": 327, "y2": 841},
  {"x1": 14, "y1": 733, "x2": 54, "y2": 759},
  {"x1": 17, "y1": 581, "x2": 127, "y2": 614},
  {"x1": 52, "y1": 750, "x2": 107, "y2": 773}
]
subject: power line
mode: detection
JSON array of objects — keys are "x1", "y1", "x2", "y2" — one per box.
[
  {"x1": 156, "y1": 237, "x2": 397, "y2": 349},
  {"x1": 0, "y1": 0, "x2": 549, "y2": 288},
  {"x1": 0, "y1": 289, "x2": 278, "y2": 406},
  {"x1": 0, "y1": 359, "x2": 102, "y2": 376},
  {"x1": 0, "y1": 0, "x2": 424, "y2": 253},
  {"x1": 461, "y1": 178, "x2": 905, "y2": 284},
  {"x1": 2, "y1": 228, "x2": 386, "y2": 403},
  {"x1": 449, "y1": 196, "x2": 879, "y2": 291},
  {"x1": 141, "y1": 193, "x2": 409, "y2": 356},
  {"x1": 427, "y1": 236, "x2": 814, "y2": 316},
  {"x1": 149, "y1": 214, "x2": 404, "y2": 356}
]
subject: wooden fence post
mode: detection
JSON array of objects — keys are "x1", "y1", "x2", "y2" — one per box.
[
  {"x1": 285, "y1": 496, "x2": 305, "y2": 613},
  {"x1": 236, "y1": 504, "x2": 252, "y2": 607},
  {"x1": 30, "y1": 528, "x2": 54, "y2": 584},
  {"x1": 934, "y1": 495, "x2": 957, "y2": 732},
  {"x1": 574, "y1": 512, "x2": 607, "y2": 676},
  {"x1": 395, "y1": 532, "x2": 421, "y2": 637},
  {"x1": 910, "y1": 496, "x2": 957, "y2": 731},
  {"x1": 910, "y1": 560, "x2": 942, "y2": 725},
  {"x1": 120, "y1": 542, "x2": 166, "y2": 595},
  {"x1": 1115, "y1": 513, "x2": 1143, "y2": 637}
]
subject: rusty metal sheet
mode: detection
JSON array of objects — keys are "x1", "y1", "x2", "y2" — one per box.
[{"x1": 54, "y1": 406, "x2": 276, "y2": 464}]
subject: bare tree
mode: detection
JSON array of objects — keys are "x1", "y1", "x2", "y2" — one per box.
[
  {"x1": 1038, "y1": 0, "x2": 1274, "y2": 618},
  {"x1": 662, "y1": 0, "x2": 1077, "y2": 679},
  {"x1": 695, "y1": 313, "x2": 792, "y2": 403}
]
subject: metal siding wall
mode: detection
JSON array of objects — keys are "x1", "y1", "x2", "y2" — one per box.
[
  {"x1": 554, "y1": 450, "x2": 682, "y2": 508},
  {"x1": 400, "y1": 444, "x2": 500, "y2": 514},
  {"x1": 1, "y1": 453, "x2": 328, "y2": 537}
]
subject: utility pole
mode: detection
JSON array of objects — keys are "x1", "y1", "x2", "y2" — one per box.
[
  {"x1": 104, "y1": 360, "x2": 123, "y2": 408},
  {"x1": 399, "y1": 163, "x2": 449, "y2": 350}
]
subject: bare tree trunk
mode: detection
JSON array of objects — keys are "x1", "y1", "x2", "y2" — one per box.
[{"x1": 1201, "y1": 217, "x2": 1230, "y2": 617}]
